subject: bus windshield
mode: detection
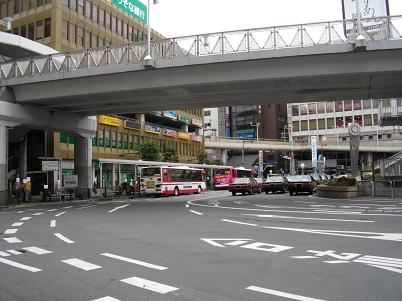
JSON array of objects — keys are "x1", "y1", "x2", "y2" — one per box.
[
  {"x1": 236, "y1": 169, "x2": 251, "y2": 178},
  {"x1": 215, "y1": 169, "x2": 231, "y2": 176},
  {"x1": 141, "y1": 167, "x2": 161, "y2": 177}
]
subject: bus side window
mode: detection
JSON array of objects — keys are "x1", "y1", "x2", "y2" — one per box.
[
  {"x1": 163, "y1": 169, "x2": 169, "y2": 181},
  {"x1": 232, "y1": 169, "x2": 236, "y2": 178}
]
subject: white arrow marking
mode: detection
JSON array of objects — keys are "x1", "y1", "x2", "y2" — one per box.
[{"x1": 201, "y1": 238, "x2": 252, "y2": 248}]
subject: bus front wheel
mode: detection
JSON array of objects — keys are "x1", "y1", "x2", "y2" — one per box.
[{"x1": 174, "y1": 187, "x2": 179, "y2": 196}]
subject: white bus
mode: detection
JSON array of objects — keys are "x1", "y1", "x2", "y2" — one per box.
[{"x1": 140, "y1": 166, "x2": 206, "y2": 196}]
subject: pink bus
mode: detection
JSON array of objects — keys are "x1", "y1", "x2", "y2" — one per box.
[{"x1": 214, "y1": 167, "x2": 255, "y2": 189}]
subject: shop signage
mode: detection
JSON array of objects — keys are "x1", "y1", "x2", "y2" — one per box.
[
  {"x1": 163, "y1": 111, "x2": 177, "y2": 119},
  {"x1": 179, "y1": 115, "x2": 191, "y2": 124},
  {"x1": 311, "y1": 135, "x2": 318, "y2": 168},
  {"x1": 153, "y1": 111, "x2": 162, "y2": 116},
  {"x1": 111, "y1": 0, "x2": 147, "y2": 24},
  {"x1": 63, "y1": 175, "x2": 78, "y2": 188},
  {"x1": 163, "y1": 128, "x2": 177, "y2": 137},
  {"x1": 191, "y1": 133, "x2": 202, "y2": 142},
  {"x1": 145, "y1": 124, "x2": 161, "y2": 134},
  {"x1": 178, "y1": 132, "x2": 190, "y2": 139},
  {"x1": 192, "y1": 118, "x2": 203, "y2": 127},
  {"x1": 99, "y1": 115, "x2": 121, "y2": 127},
  {"x1": 42, "y1": 161, "x2": 59, "y2": 171},
  {"x1": 124, "y1": 120, "x2": 141, "y2": 130}
]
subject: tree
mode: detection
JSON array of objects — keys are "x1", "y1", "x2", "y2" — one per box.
[
  {"x1": 163, "y1": 148, "x2": 178, "y2": 162},
  {"x1": 140, "y1": 141, "x2": 160, "y2": 161}
]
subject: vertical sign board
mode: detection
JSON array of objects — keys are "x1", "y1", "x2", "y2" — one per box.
[
  {"x1": 311, "y1": 135, "x2": 318, "y2": 169},
  {"x1": 258, "y1": 150, "x2": 264, "y2": 177},
  {"x1": 112, "y1": 0, "x2": 147, "y2": 24},
  {"x1": 225, "y1": 107, "x2": 231, "y2": 138},
  {"x1": 342, "y1": 0, "x2": 390, "y2": 37}
]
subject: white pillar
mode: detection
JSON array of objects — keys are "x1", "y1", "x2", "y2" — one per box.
[
  {"x1": 74, "y1": 134, "x2": 93, "y2": 199},
  {"x1": 220, "y1": 149, "x2": 228, "y2": 165},
  {"x1": 0, "y1": 124, "x2": 7, "y2": 204}
]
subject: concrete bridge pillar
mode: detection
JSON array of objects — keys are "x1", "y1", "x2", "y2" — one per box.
[
  {"x1": 0, "y1": 124, "x2": 7, "y2": 204},
  {"x1": 18, "y1": 138, "x2": 27, "y2": 180},
  {"x1": 220, "y1": 149, "x2": 228, "y2": 165},
  {"x1": 75, "y1": 134, "x2": 93, "y2": 199}
]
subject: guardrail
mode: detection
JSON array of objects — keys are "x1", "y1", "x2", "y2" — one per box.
[
  {"x1": 357, "y1": 179, "x2": 402, "y2": 198},
  {"x1": 1, "y1": 15, "x2": 402, "y2": 80}
]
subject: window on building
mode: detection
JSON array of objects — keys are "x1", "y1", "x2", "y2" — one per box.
[
  {"x1": 308, "y1": 103, "x2": 316, "y2": 115},
  {"x1": 91, "y1": 34, "x2": 98, "y2": 47},
  {"x1": 204, "y1": 110, "x2": 211, "y2": 116},
  {"x1": 128, "y1": 25, "x2": 133, "y2": 41},
  {"x1": 372, "y1": 99, "x2": 380, "y2": 109},
  {"x1": 345, "y1": 116, "x2": 353, "y2": 126},
  {"x1": 85, "y1": 0, "x2": 91, "y2": 18},
  {"x1": 292, "y1": 121, "x2": 299, "y2": 132},
  {"x1": 336, "y1": 117, "x2": 344, "y2": 128},
  {"x1": 353, "y1": 100, "x2": 362, "y2": 110},
  {"x1": 14, "y1": 0, "x2": 20, "y2": 13},
  {"x1": 84, "y1": 30, "x2": 90, "y2": 48},
  {"x1": 309, "y1": 119, "x2": 317, "y2": 130},
  {"x1": 291, "y1": 105, "x2": 299, "y2": 116},
  {"x1": 70, "y1": 23, "x2": 76, "y2": 44},
  {"x1": 317, "y1": 118, "x2": 325, "y2": 130},
  {"x1": 327, "y1": 118, "x2": 335, "y2": 129},
  {"x1": 20, "y1": 25, "x2": 26, "y2": 37},
  {"x1": 70, "y1": 0, "x2": 76, "y2": 10},
  {"x1": 123, "y1": 134, "x2": 128, "y2": 149},
  {"x1": 317, "y1": 102, "x2": 325, "y2": 114},
  {"x1": 373, "y1": 114, "x2": 378, "y2": 125},
  {"x1": 134, "y1": 28, "x2": 139, "y2": 41},
  {"x1": 387, "y1": 134, "x2": 392, "y2": 139},
  {"x1": 44, "y1": 0, "x2": 50, "y2": 4},
  {"x1": 29, "y1": 0, "x2": 35, "y2": 9},
  {"x1": 363, "y1": 99, "x2": 371, "y2": 109},
  {"x1": 62, "y1": 0, "x2": 69, "y2": 7},
  {"x1": 111, "y1": 15, "x2": 117, "y2": 33},
  {"x1": 78, "y1": 0, "x2": 83, "y2": 14},
  {"x1": 123, "y1": 22, "x2": 127, "y2": 39},
  {"x1": 105, "y1": 11, "x2": 110, "y2": 29},
  {"x1": 105, "y1": 130, "x2": 110, "y2": 147},
  {"x1": 99, "y1": 8, "x2": 104, "y2": 26},
  {"x1": 364, "y1": 114, "x2": 372, "y2": 126},
  {"x1": 98, "y1": 129, "x2": 104, "y2": 146},
  {"x1": 99, "y1": 37, "x2": 104, "y2": 47},
  {"x1": 378, "y1": 134, "x2": 382, "y2": 140},
  {"x1": 60, "y1": 132, "x2": 68, "y2": 143},
  {"x1": 335, "y1": 101, "x2": 343, "y2": 112},
  {"x1": 77, "y1": 26, "x2": 84, "y2": 48},
  {"x1": 326, "y1": 101, "x2": 334, "y2": 113},
  {"x1": 92, "y1": 4, "x2": 98, "y2": 22},
  {"x1": 300, "y1": 104, "x2": 308, "y2": 115},
  {"x1": 117, "y1": 133, "x2": 122, "y2": 148},
  {"x1": 36, "y1": 20, "x2": 43, "y2": 40},
  {"x1": 117, "y1": 18, "x2": 122, "y2": 36},
  {"x1": 354, "y1": 115, "x2": 362, "y2": 126},
  {"x1": 300, "y1": 120, "x2": 308, "y2": 131},
  {"x1": 344, "y1": 100, "x2": 352, "y2": 111},
  {"x1": 0, "y1": 1, "x2": 6, "y2": 18},
  {"x1": 368, "y1": 135, "x2": 373, "y2": 140},
  {"x1": 28, "y1": 22, "x2": 35, "y2": 40},
  {"x1": 62, "y1": 19, "x2": 68, "y2": 40},
  {"x1": 44, "y1": 18, "x2": 51, "y2": 37}
]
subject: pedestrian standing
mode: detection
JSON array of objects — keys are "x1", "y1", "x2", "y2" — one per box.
[
  {"x1": 13, "y1": 179, "x2": 22, "y2": 204},
  {"x1": 24, "y1": 179, "x2": 32, "y2": 202}
]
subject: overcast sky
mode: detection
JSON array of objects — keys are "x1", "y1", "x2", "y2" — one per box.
[{"x1": 151, "y1": 0, "x2": 402, "y2": 38}]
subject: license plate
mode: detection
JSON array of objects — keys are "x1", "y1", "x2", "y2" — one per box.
[{"x1": 146, "y1": 181, "x2": 155, "y2": 189}]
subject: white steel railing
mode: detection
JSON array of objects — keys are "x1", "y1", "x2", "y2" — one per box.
[{"x1": 1, "y1": 15, "x2": 401, "y2": 80}]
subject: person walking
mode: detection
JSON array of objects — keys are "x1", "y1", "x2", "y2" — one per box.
[
  {"x1": 13, "y1": 179, "x2": 22, "y2": 205},
  {"x1": 23, "y1": 179, "x2": 32, "y2": 202}
]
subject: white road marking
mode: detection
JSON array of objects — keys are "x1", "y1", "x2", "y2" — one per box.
[
  {"x1": 101, "y1": 253, "x2": 167, "y2": 270},
  {"x1": 3, "y1": 237, "x2": 22, "y2": 243},
  {"x1": 17, "y1": 211, "x2": 24, "y2": 213},
  {"x1": 20, "y1": 217, "x2": 31, "y2": 221},
  {"x1": 294, "y1": 201, "x2": 316, "y2": 204},
  {"x1": 108, "y1": 204, "x2": 130, "y2": 213},
  {"x1": 367, "y1": 264, "x2": 402, "y2": 274},
  {"x1": 78, "y1": 205, "x2": 96, "y2": 210},
  {"x1": 0, "y1": 251, "x2": 10, "y2": 256},
  {"x1": 32, "y1": 212, "x2": 43, "y2": 216},
  {"x1": 0, "y1": 257, "x2": 42, "y2": 272},
  {"x1": 225, "y1": 240, "x2": 250, "y2": 246},
  {"x1": 90, "y1": 297, "x2": 121, "y2": 301},
  {"x1": 354, "y1": 256, "x2": 402, "y2": 268},
  {"x1": 323, "y1": 260, "x2": 349, "y2": 264},
  {"x1": 7, "y1": 250, "x2": 22, "y2": 255},
  {"x1": 23, "y1": 247, "x2": 52, "y2": 255},
  {"x1": 47, "y1": 209, "x2": 59, "y2": 212},
  {"x1": 11, "y1": 222, "x2": 24, "y2": 227},
  {"x1": 201, "y1": 238, "x2": 252, "y2": 248},
  {"x1": 62, "y1": 258, "x2": 101, "y2": 271},
  {"x1": 55, "y1": 211, "x2": 66, "y2": 217},
  {"x1": 291, "y1": 256, "x2": 318, "y2": 259},
  {"x1": 222, "y1": 219, "x2": 258, "y2": 226},
  {"x1": 50, "y1": 220, "x2": 56, "y2": 228},
  {"x1": 63, "y1": 206, "x2": 73, "y2": 209},
  {"x1": 246, "y1": 286, "x2": 326, "y2": 301},
  {"x1": 240, "y1": 242, "x2": 293, "y2": 253},
  {"x1": 120, "y1": 276, "x2": 179, "y2": 294},
  {"x1": 243, "y1": 214, "x2": 374, "y2": 223},
  {"x1": 4, "y1": 229, "x2": 18, "y2": 234},
  {"x1": 54, "y1": 233, "x2": 75, "y2": 244},
  {"x1": 189, "y1": 210, "x2": 203, "y2": 215},
  {"x1": 185, "y1": 204, "x2": 189, "y2": 208}
]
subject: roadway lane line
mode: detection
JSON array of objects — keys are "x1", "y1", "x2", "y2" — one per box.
[
  {"x1": 20, "y1": 217, "x2": 31, "y2": 221},
  {"x1": 108, "y1": 204, "x2": 130, "y2": 213},
  {"x1": 50, "y1": 220, "x2": 56, "y2": 228},
  {"x1": 243, "y1": 214, "x2": 374, "y2": 223},
  {"x1": 221, "y1": 219, "x2": 258, "y2": 226},
  {"x1": 55, "y1": 211, "x2": 66, "y2": 217},
  {"x1": 11, "y1": 222, "x2": 24, "y2": 227},
  {"x1": 62, "y1": 258, "x2": 101, "y2": 271},
  {"x1": 189, "y1": 210, "x2": 203, "y2": 215},
  {"x1": 32, "y1": 212, "x2": 43, "y2": 216},
  {"x1": 120, "y1": 277, "x2": 179, "y2": 294},
  {"x1": 90, "y1": 297, "x2": 121, "y2": 301},
  {"x1": 63, "y1": 206, "x2": 73, "y2": 209},
  {"x1": 4, "y1": 229, "x2": 18, "y2": 234},
  {"x1": 367, "y1": 264, "x2": 402, "y2": 274},
  {"x1": 0, "y1": 257, "x2": 42, "y2": 272},
  {"x1": 78, "y1": 205, "x2": 96, "y2": 210},
  {"x1": 54, "y1": 233, "x2": 75, "y2": 244},
  {"x1": 0, "y1": 251, "x2": 11, "y2": 256},
  {"x1": 246, "y1": 286, "x2": 326, "y2": 301},
  {"x1": 23, "y1": 247, "x2": 52, "y2": 255},
  {"x1": 101, "y1": 253, "x2": 168, "y2": 270},
  {"x1": 47, "y1": 209, "x2": 59, "y2": 212},
  {"x1": 17, "y1": 211, "x2": 24, "y2": 213},
  {"x1": 3, "y1": 237, "x2": 22, "y2": 243}
]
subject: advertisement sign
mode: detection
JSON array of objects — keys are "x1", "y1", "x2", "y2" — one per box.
[
  {"x1": 342, "y1": 0, "x2": 390, "y2": 36},
  {"x1": 163, "y1": 128, "x2": 177, "y2": 137},
  {"x1": 42, "y1": 161, "x2": 59, "y2": 171},
  {"x1": 112, "y1": 0, "x2": 147, "y2": 24},
  {"x1": 124, "y1": 120, "x2": 141, "y2": 130},
  {"x1": 163, "y1": 111, "x2": 177, "y2": 119},
  {"x1": 145, "y1": 124, "x2": 161, "y2": 134},
  {"x1": 179, "y1": 115, "x2": 191, "y2": 124},
  {"x1": 99, "y1": 115, "x2": 122, "y2": 127},
  {"x1": 311, "y1": 135, "x2": 318, "y2": 168},
  {"x1": 225, "y1": 107, "x2": 231, "y2": 138},
  {"x1": 178, "y1": 132, "x2": 190, "y2": 139},
  {"x1": 191, "y1": 133, "x2": 202, "y2": 142},
  {"x1": 258, "y1": 150, "x2": 264, "y2": 177},
  {"x1": 192, "y1": 118, "x2": 203, "y2": 127},
  {"x1": 236, "y1": 129, "x2": 254, "y2": 138},
  {"x1": 63, "y1": 175, "x2": 78, "y2": 188}
]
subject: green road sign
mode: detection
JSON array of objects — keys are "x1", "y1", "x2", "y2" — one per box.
[{"x1": 112, "y1": 0, "x2": 147, "y2": 24}]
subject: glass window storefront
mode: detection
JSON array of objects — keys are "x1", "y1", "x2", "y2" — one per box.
[
  {"x1": 300, "y1": 104, "x2": 308, "y2": 115},
  {"x1": 336, "y1": 117, "x2": 344, "y2": 128},
  {"x1": 335, "y1": 101, "x2": 343, "y2": 112},
  {"x1": 300, "y1": 120, "x2": 308, "y2": 131},
  {"x1": 364, "y1": 114, "x2": 372, "y2": 126},
  {"x1": 292, "y1": 105, "x2": 299, "y2": 116},
  {"x1": 308, "y1": 103, "x2": 316, "y2": 115},
  {"x1": 318, "y1": 119, "x2": 325, "y2": 130},
  {"x1": 317, "y1": 103, "x2": 325, "y2": 114},
  {"x1": 344, "y1": 100, "x2": 352, "y2": 111},
  {"x1": 353, "y1": 100, "x2": 362, "y2": 110},
  {"x1": 309, "y1": 119, "x2": 317, "y2": 130},
  {"x1": 363, "y1": 99, "x2": 371, "y2": 109},
  {"x1": 292, "y1": 121, "x2": 299, "y2": 132},
  {"x1": 327, "y1": 118, "x2": 335, "y2": 129}
]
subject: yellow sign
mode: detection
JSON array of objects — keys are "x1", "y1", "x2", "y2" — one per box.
[
  {"x1": 178, "y1": 132, "x2": 190, "y2": 139},
  {"x1": 99, "y1": 115, "x2": 121, "y2": 127}
]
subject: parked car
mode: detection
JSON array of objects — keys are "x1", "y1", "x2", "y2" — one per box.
[
  {"x1": 286, "y1": 175, "x2": 317, "y2": 195},
  {"x1": 229, "y1": 178, "x2": 262, "y2": 196},
  {"x1": 262, "y1": 176, "x2": 287, "y2": 194}
]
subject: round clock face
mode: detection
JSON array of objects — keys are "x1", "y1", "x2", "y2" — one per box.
[{"x1": 349, "y1": 123, "x2": 361, "y2": 136}]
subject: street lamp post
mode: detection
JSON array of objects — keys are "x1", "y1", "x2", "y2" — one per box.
[
  {"x1": 144, "y1": 0, "x2": 159, "y2": 66},
  {"x1": 250, "y1": 122, "x2": 261, "y2": 142},
  {"x1": 301, "y1": 162, "x2": 305, "y2": 175}
]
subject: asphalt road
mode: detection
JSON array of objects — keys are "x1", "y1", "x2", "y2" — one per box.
[{"x1": 0, "y1": 191, "x2": 401, "y2": 301}]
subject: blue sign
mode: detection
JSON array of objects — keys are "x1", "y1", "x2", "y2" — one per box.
[
  {"x1": 237, "y1": 133, "x2": 254, "y2": 138},
  {"x1": 163, "y1": 111, "x2": 177, "y2": 119}
]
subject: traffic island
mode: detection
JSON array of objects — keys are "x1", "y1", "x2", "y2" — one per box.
[{"x1": 316, "y1": 176, "x2": 358, "y2": 199}]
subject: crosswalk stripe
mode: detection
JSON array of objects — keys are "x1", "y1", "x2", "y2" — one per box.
[
  {"x1": 47, "y1": 209, "x2": 59, "y2": 212},
  {"x1": 23, "y1": 247, "x2": 52, "y2": 255},
  {"x1": 0, "y1": 251, "x2": 10, "y2": 257},
  {"x1": 4, "y1": 229, "x2": 18, "y2": 235},
  {"x1": 50, "y1": 220, "x2": 56, "y2": 228},
  {"x1": 32, "y1": 213, "x2": 43, "y2": 216},
  {"x1": 0, "y1": 257, "x2": 41, "y2": 272},
  {"x1": 55, "y1": 211, "x2": 66, "y2": 217},
  {"x1": 90, "y1": 297, "x2": 121, "y2": 301},
  {"x1": 7, "y1": 250, "x2": 22, "y2": 255},
  {"x1": 246, "y1": 286, "x2": 326, "y2": 301},
  {"x1": 20, "y1": 217, "x2": 31, "y2": 221},
  {"x1": 62, "y1": 258, "x2": 101, "y2": 271},
  {"x1": 101, "y1": 253, "x2": 167, "y2": 270},
  {"x1": 121, "y1": 277, "x2": 179, "y2": 294},
  {"x1": 3, "y1": 237, "x2": 22, "y2": 243},
  {"x1": 54, "y1": 233, "x2": 75, "y2": 244},
  {"x1": 11, "y1": 222, "x2": 24, "y2": 227}
]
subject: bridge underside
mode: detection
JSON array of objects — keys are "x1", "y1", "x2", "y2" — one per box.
[{"x1": 3, "y1": 41, "x2": 402, "y2": 115}]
